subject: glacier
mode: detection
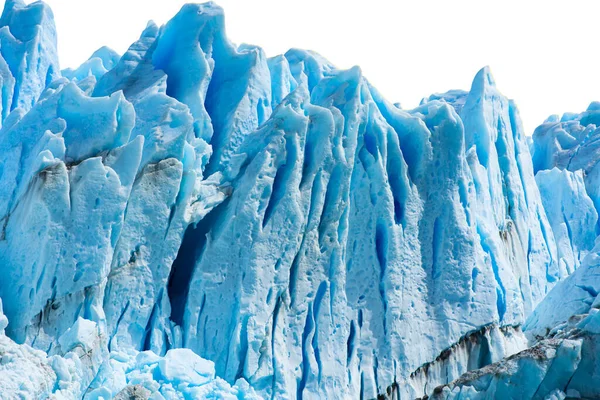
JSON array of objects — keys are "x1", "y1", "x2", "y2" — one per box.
[
  {"x1": 0, "y1": 0, "x2": 599, "y2": 399},
  {"x1": 428, "y1": 101, "x2": 600, "y2": 399}
]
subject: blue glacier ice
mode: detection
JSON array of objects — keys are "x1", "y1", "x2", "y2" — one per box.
[
  {"x1": 0, "y1": 0, "x2": 59, "y2": 122},
  {"x1": 0, "y1": 0, "x2": 598, "y2": 399},
  {"x1": 429, "y1": 104, "x2": 600, "y2": 400},
  {"x1": 0, "y1": 299, "x2": 259, "y2": 399},
  {"x1": 523, "y1": 104, "x2": 600, "y2": 340},
  {"x1": 432, "y1": 262, "x2": 600, "y2": 399},
  {"x1": 535, "y1": 168, "x2": 597, "y2": 276},
  {"x1": 61, "y1": 46, "x2": 121, "y2": 84},
  {"x1": 531, "y1": 103, "x2": 600, "y2": 230}
]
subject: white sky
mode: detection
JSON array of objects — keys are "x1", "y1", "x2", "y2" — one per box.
[{"x1": 14, "y1": 0, "x2": 600, "y2": 134}]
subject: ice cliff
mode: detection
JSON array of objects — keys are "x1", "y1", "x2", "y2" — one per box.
[
  {"x1": 427, "y1": 103, "x2": 600, "y2": 399},
  {"x1": 0, "y1": 1, "x2": 597, "y2": 399}
]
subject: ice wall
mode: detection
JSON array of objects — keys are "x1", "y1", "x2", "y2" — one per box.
[{"x1": 0, "y1": 1, "x2": 570, "y2": 399}]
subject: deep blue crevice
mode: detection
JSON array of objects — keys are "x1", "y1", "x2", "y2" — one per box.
[
  {"x1": 9, "y1": 83, "x2": 19, "y2": 111},
  {"x1": 109, "y1": 300, "x2": 130, "y2": 350},
  {"x1": 263, "y1": 136, "x2": 296, "y2": 228},
  {"x1": 359, "y1": 372, "x2": 365, "y2": 400},
  {"x1": 194, "y1": 293, "x2": 207, "y2": 346},
  {"x1": 312, "y1": 281, "x2": 327, "y2": 382},
  {"x1": 507, "y1": 102, "x2": 531, "y2": 206},
  {"x1": 471, "y1": 268, "x2": 479, "y2": 292},
  {"x1": 537, "y1": 209, "x2": 556, "y2": 283},
  {"x1": 235, "y1": 315, "x2": 249, "y2": 380},
  {"x1": 298, "y1": 304, "x2": 314, "y2": 400},
  {"x1": 477, "y1": 335, "x2": 492, "y2": 367},
  {"x1": 300, "y1": 124, "x2": 318, "y2": 189},
  {"x1": 375, "y1": 223, "x2": 388, "y2": 274},
  {"x1": 347, "y1": 320, "x2": 356, "y2": 367},
  {"x1": 527, "y1": 231, "x2": 533, "y2": 286},
  {"x1": 392, "y1": 198, "x2": 404, "y2": 226},
  {"x1": 375, "y1": 222, "x2": 388, "y2": 335},
  {"x1": 45, "y1": 65, "x2": 54, "y2": 87},
  {"x1": 364, "y1": 130, "x2": 379, "y2": 160},
  {"x1": 142, "y1": 297, "x2": 160, "y2": 351},
  {"x1": 270, "y1": 293, "x2": 283, "y2": 400},
  {"x1": 575, "y1": 284, "x2": 599, "y2": 298},
  {"x1": 167, "y1": 198, "x2": 230, "y2": 326},
  {"x1": 385, "y1": 128, "x2": 409, "y2": 226},
  {"x1": 431, "y1": 216, "x2": 444, "y2": 280},
  {"x1": 373, "y1": 355, "x2": 380, "y2": 395},
  {"x1": 318, "y1": 165, "x2": 344, "y2": 248},
  {"x1": 288, "y1": 245, "x2": 303, "y2": 308},
  {"x1": 82, "y1": 286, "x2": 94, "y2": 321},
  {"x1": 477, "y1": 224, "x2": 506, "y2": 321},
  {"x1": 562, "y1": 210, "x2": 574, "y2": 252},
  {"x1": 495, "y1": 116, "x2": 519, "y2": 222}
]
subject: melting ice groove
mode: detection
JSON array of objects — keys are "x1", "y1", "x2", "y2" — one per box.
[{"x1": 1, "y1": 0, "x2": 600, "y2": 399}]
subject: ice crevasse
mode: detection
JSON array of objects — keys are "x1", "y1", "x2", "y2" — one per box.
[{"x1": 0, "y1": 0, "x2": 596, "y2": 399}]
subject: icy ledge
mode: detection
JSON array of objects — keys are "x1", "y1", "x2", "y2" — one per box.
[
  {"x1": 430, "y1": 307, "x2": 600, "y2": 399},
  {"x1": 0, "y1": 299, "x2": 259, "y2": 399},
  {"x1": 400, "y1": 324, "x2": 526, "y2": 398}
]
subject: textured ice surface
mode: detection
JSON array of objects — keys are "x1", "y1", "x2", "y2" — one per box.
[
  {"x1": 535, "y1": 168, "x2": 597, "y2": 276},
  {"x1": 0, "y1": 0, "x2": 59, "y2": 122},
  {"x1": 428, "y1": 104, "x2": 600, "y2": 400},
  {"x1": 433, "y1": 291, "x2": 600, "y2": 400},
  {"x1": 524, "y1": 237, "x2": 600, "y2": 338},
  {"x1": 525, "y1": 104, "x2": 600, "y2": 338},
  {"x1": 0, "y1": 300, "x2": 258, "y2": 399},
  {"x1": 61, "y1": 47, "x2": 121, "y2": 83},
  {"x1": 0, "y1": 0, "x2": 593, "y2": 399},
  {"x1": 531, "y1": 103, "x2": 600, "y2": 228}
]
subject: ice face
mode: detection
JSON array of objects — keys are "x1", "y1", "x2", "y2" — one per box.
[
  {"x1": 530, "y1": 104, "x2": 600, "y2": 228},
  {"x1": 429, "y1": 104, "x2": 600, "y2": 400},
  {"x1": 535, "y1": 168, "x2": 597, "y2": 276},
  {"x1": 524, "y1": 104, "x2": 600, "y2": 341},
  {"x1": 0, "y1": 0, "x2": 59, "y2": 123},
  {"x1": 61, "y1": 46, "x2": 121, "y2": 83},
  {"x1": 433, "y1": 302, "x2": 600, "y2": 400},
  {"x1": 0, "y1": 1, "x2": 592, "y2": 399}
]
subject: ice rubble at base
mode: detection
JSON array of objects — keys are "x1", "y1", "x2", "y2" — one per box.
[
  {"x1": 0, "y1": 299, "x2": 259, "y2": 399},
  {"x1": 0, "y1": 0, "x2": 598, "y2": 399}
]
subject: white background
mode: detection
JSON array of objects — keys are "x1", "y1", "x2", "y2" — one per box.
[{"x1": 12, "y1": 0, "x2": 600, "y2": 134}]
